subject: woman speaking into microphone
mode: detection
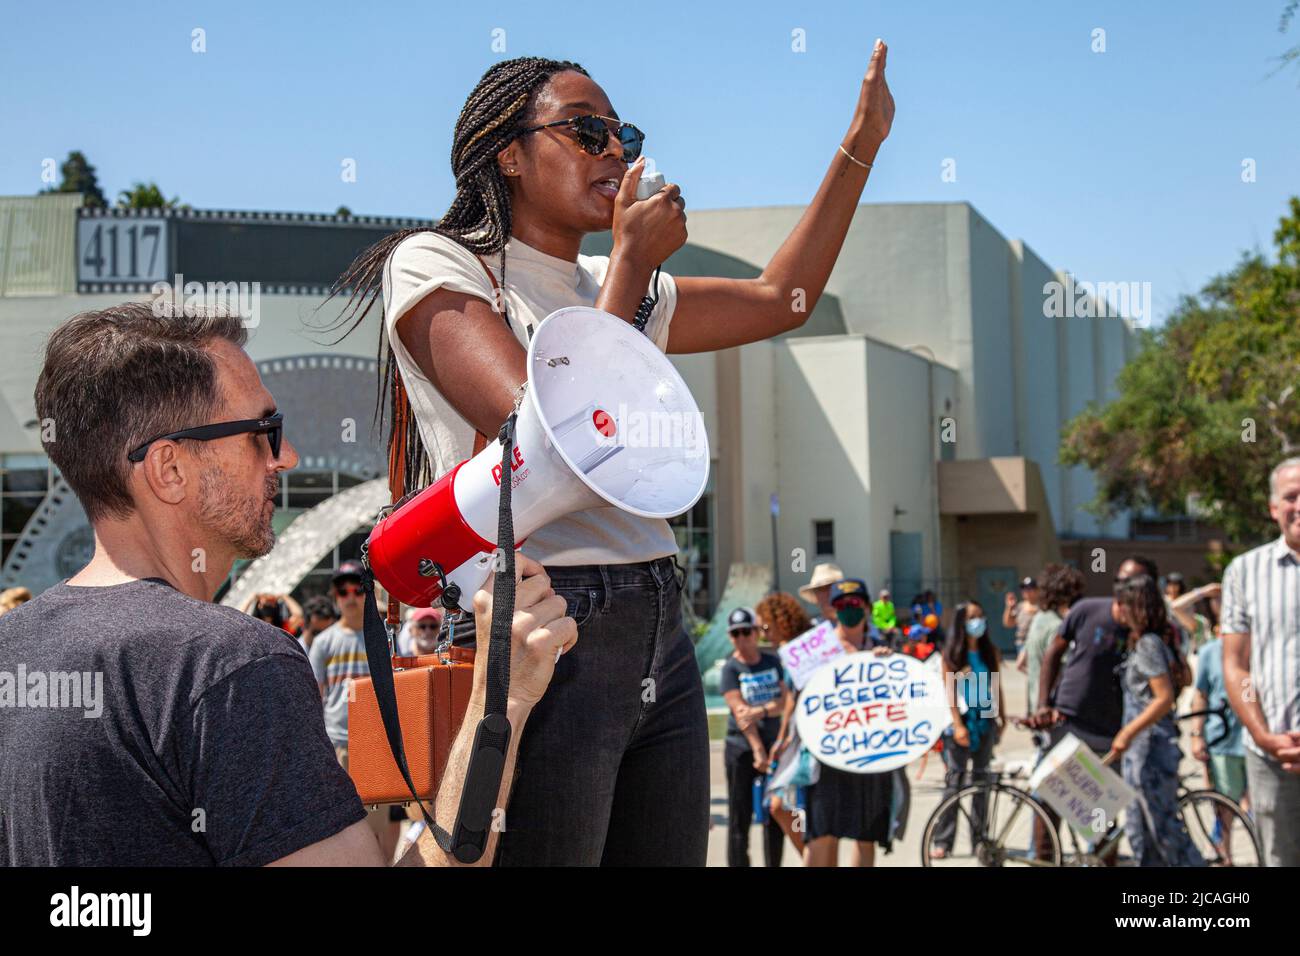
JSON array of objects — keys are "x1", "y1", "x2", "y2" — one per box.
[{"x1": 330, "y1": 45, "x2": 894, "y2": 866}]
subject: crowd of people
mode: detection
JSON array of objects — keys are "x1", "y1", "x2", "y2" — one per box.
[
  {"x1": 2, "y1": 299, "x2": 1294, "y2": 870},
  {"x1": 720, "y1": 565, "x2": 940, "y2": 867},
  {"x1": 722, "y1": 455, "x2": 1300, "y2": 868}
]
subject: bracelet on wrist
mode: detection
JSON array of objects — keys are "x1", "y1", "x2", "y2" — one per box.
[{"x1": 838, "y1": 143, "x2": 874, "y2": 169}]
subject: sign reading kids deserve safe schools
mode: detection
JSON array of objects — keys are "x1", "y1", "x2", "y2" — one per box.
[{"x1": 794, "y1": 651, "x2": 951, "y2": 774}]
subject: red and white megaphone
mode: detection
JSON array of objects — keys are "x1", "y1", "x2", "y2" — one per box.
[{"x1": 366, "y1": 306, "x2": 710, "y2": 611}]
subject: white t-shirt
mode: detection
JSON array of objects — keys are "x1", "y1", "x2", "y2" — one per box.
[{"x1": 381, "y1": 230, "x2": 681, "y2": 566}]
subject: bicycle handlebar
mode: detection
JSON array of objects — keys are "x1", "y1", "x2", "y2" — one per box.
[{"x1": 1176, "y1": 705, "x2": 1232, "y2": 751}]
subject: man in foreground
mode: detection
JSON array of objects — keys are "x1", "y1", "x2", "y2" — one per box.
[
  {"x1": 0, "y1": 302, "x2": 573, "y2": 866},
  {"x1": 1221, "y1": 457, "x2": 1300, "y2": 867}
]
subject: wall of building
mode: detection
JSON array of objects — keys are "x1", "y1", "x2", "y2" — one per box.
[
  {"x1": 772, "y1": 336, "x2": 871, "y2": 591},
  {"x1": 1010, "y1": 240, "x2": 1065, "y2": 531},
  {"x1": 864, "y1": 338, "x2": 943, "y2": 594}
]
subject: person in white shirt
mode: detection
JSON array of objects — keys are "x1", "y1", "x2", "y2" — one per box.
[
  {"x1": 326, "y1": 48, "x2": 895, "y2": 865},
  {"x1": 1221, "y1": 457, "x2": 1300, "y2": 866}
]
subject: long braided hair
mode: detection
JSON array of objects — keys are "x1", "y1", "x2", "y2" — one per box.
[{"x1": 324, "y1": 56, "x2": 590, "y2": 495}]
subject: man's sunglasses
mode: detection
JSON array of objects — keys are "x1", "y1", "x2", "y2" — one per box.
[
  {"x1": 335, "y1": 583, "x2": 363, "y2": 597},
  {"x1": 519, "y1": 114, "x2": 645, "y2": 163},
  {"x1": 730, "y1": 627, "x2": 756, "y2": 638},
  {"x1": 127, "y1": 412, "x2": 284, "y2": 463}
]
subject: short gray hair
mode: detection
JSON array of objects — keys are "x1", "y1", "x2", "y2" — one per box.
[{"x1": 1269, "y1": 456, "x2": 1300, "y2": 501}]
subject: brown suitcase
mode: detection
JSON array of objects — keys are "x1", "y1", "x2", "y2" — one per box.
[{"x1": 347, "y1": 650, "x2": 475, "y2": 805}]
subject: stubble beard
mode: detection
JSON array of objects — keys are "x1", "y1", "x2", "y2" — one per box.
[{"x1": 198, "y1": 463, "x2": 277, "y2": 560}]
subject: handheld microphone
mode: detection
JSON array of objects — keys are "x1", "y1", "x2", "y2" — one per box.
[
  {"x1": 632, "y1": 158, "x2": 668, "y2": 333},
  {"x1": 636, "y1": 163, "x2": 666, "y2": 201}
]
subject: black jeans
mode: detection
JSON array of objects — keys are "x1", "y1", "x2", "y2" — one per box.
[
  {"x1": 724, "y1": 745, "x2": 785, "y2": 867},
  {"x1": 932, "y1": 727, "x2": 996, "y2": 852},
  {"x1": 493, "y1": 556, "x2": 710, "y2": 866}
]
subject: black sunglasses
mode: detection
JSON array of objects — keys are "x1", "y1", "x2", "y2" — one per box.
[
  {"x1": 519, "y1": 113, "x2": 645, "y2": 163},
  {"x1": 127, "y1": 412, "x2": 284, "y2": 463},
  {"x1": 730, "y1": 627, "x2": 756, "y2": 638}
]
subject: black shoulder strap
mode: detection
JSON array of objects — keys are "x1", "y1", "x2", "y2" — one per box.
[{"x1": 360, "y1": 412, "x2": 519, "y2": 864}]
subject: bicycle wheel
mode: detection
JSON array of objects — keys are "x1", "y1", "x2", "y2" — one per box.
[
  {"x1": 921, "y1": 783, "x2": 1061, "y2": 867},
  {"x1": 1178, "y1": 789, "x2": 1263, "y2": 867}
]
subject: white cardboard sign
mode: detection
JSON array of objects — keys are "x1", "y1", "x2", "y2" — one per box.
[
  {"x1": 778, "y1": 620, "x2": 843, "y2": 691},
  {"x1": 1027, "y1": 733, "x2": 1137, "y2": 837},
  {"x1": 794, "y1": 650, "x2": 951, "y2": 774}
]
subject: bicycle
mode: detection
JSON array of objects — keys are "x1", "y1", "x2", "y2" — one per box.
[{"x1": 919, "y1": 706, "x2": 1261, "y2": 867}]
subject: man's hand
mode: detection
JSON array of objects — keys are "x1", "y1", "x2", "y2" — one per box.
[
  {"x1": 1257, "y1": 730, "x2": 1300, "y2": 772},
  {"x1": 1191, "y1": 735, "x2": 1209, "y2": 763},
  {"x1": 472, "y1": 553, "x2": 577, "y2": 711},
  {"x1": 1025, "y1": 707, "x2": 1062, "y2": 730}
]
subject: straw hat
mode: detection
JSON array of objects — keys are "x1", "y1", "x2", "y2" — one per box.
[{"x1": 798, "y1": 563, "x2": 844, "y2": 602}]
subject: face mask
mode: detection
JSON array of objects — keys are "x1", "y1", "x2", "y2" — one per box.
[
  {"x1": 965, "y1": 616, "x2": 987, "y2": 638},
  {"x1": 836, "y1": 604, "x2": 866, "y2": 628}
]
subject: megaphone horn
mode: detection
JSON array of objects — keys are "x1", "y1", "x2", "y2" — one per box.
[{"x1": 366, "y1": 307, "x2": 711, "y2": 612}]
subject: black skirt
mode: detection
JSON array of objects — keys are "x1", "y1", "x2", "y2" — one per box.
[{"x1": 805, "y1": 764, "x2": 892, "y2": 842}]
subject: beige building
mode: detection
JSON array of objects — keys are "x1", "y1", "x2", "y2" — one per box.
[{"x1": 0, "y1": 195, "x2": 1139, "y2": 649}]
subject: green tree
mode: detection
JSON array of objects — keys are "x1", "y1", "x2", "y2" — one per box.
[
  {"x1": 1060, "y1": 196, "x2": 1300, "y2": 546},
  {"x1": 41, "y1": 150, "x2": 107, "y2": 208},
  {"x1": 116, "y1": 182, "x2": 184, "y2": 210},
  {"x1": 1281, "y1": 2, "x2": 1299, "y2": 82},
  {"x1": 335, "y1": 205, "x2": 353, "y2": 218}
]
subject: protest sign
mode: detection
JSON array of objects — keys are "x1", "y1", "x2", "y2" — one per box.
[
  {"x1": 1028, "y1": 733, "x2": 1137, "y2": 838},
  {"x1": 779, "y1": 620, "x2": 843, "y2": 690},
  {"x1": 794, "y1": 650, "x2": 951, "y2": 773}
]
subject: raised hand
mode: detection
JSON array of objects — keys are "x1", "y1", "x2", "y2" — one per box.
[{"x1": 847, "y1": 39, "x2": 895, "y2": 155}]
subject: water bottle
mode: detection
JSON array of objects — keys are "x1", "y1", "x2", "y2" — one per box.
[{"x1": 752, "y1": 773, "x2": 769, "y2": 824}]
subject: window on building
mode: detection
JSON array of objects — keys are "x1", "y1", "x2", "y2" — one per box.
[
  {"x1": 1, "y1": 455, "x2": 54, "y2": 565},
  {"x1": 670, "y1": 491, "x2": 714, "y2": 621},
  {"x1": 814, "y1": 520, "x2": 835, "y2": 557},
  {"x1": 283, "y1": 469, "x2": 336, "y2": 510}
]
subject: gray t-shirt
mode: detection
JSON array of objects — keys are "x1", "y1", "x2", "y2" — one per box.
[
  {"x1": 308, "y1": 621, "x2": 370, "y2": 748},
  {"x1": 0, "y1": 578, "x2": 364, "y2": 866},
  {"x1": 1123, "y1": 632, "x2": 1177, "y2": 734}
]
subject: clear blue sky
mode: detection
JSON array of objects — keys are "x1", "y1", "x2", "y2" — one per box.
[{"x1": 2, "y1": 0, "x2": 1297, "y2": 324}]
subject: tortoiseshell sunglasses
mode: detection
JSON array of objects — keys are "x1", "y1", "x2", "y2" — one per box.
[{"x1": 519, "y1": 114, "x2": 645, "y2": 163}]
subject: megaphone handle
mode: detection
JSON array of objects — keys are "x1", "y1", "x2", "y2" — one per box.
[{"x1": 440, "y1": 411, "x2": 519, "y2": 861}]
